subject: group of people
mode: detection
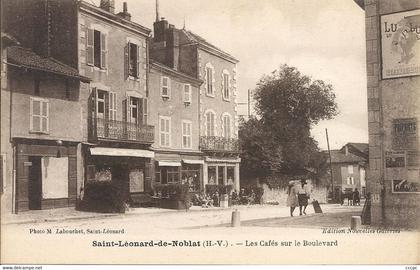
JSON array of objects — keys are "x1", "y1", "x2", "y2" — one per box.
[
  {"x1": 340, "y1": 188, "x2": 361, "y2": 206},
  {"x1": 286, "y1": 179, "x2": 311, "y2": 217},
  {"x1": 192, "y1": 192, "x2": 219, "y2": 207}
]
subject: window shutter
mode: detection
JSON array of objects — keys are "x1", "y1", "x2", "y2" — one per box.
[
  {"x1": 126, "y1": 97, "x2": 131, "y2": 123},
  {"x1": 45, "y1": 101, "x2": 49, "y2": 132},
  {"x1": 124, "y1": 43, "x2": 130, "y2": 79},
  {"x1": 29, "y1": 98, "x2": 34, "y2": 131},
  {"x1": 122, "y1": 98, "x2": 127, "y2": 123},
  {"x1": 109, "y1": 92, "x2": 116, "y2": 121},
  {"x1": 141, "y1": 98, "x2": 148, "y2": 125},
  {"x1": 100, "y1": 33, "x2": 107, "y2": 69},
  {"x1": 86, "y1": 28, "x2": 94, "y2": 66},
  {"x1": 93, "y1": 88, "x2": 98, "y2": 117},
  {"x1": 136, "y1": 44, "x2": 141, "y2": 78},
  {"x1": 104, "y1": 92, "x2": 109, "y2": 121}
]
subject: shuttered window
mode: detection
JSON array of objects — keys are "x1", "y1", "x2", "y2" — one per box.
[
  {"x1": 183, "y1": 84, "x2": 192, "y2": 103},
  {"x1": 182, "y1": 120, "x2": 192, "y2": 149},
  {"x1": 161, "y1": 76, "x2": 170, "y2": 98},
  {"x1": 159, "y1": 116, "x2": 171, "y2": 147},
  {"x1": 87, "y1": 28, "x2": 107, "y2": 69},
  {"x1": 30, "y1": 97, "x2": 49, "y2": 133},
  {"x1": 206, "y1": 111, "x2": 215, "y2": 136},
  {"x1": 223, "y1": 115, "x2": 231, "y2": 139}
]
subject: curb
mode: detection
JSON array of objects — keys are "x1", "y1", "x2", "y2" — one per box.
[{"x1": 1, "y1": 204, "x2": 299, "y2": 226}]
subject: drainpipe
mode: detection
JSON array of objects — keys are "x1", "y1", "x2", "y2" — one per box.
[{"x1": 12, "y1": 145, "x2": 16, "y2": 214}]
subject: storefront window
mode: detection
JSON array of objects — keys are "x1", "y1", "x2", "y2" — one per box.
[
  {"x1": 227, "y1": 167, "x2": 235, "y2": 186},
  {"x1": 208, "y1": 166, "x2": 216, "y2": 184},
  {"x1": 218, "y1": 166, "x2": 224, "y2": 185},
  {"x1": 181, "y1": 167, "x2": 200, "y2": 192},
  {"x1": 156, "y1": 166, "x2": 180, "y2": 184}
]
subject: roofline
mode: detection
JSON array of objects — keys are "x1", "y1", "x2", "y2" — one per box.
[
  {"x1": 79, "y1": 1, "x2": 151, "y2": 37},
  {"x1": 5, "y1": 61, "x2": 91, "y2": 83},
  {"x1": 150, "y1": 61, "x2": 203, "y2": 86},
  {"x1": 197, "y1": 43, "x2": 239, "y2": 64}
]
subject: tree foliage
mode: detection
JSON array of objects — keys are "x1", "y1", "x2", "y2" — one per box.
[{"x1": 240, "y1": 65, "x2": 338, "y2": 183}]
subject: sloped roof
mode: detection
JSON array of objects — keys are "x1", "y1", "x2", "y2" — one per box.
[
  {"x1": 329, "y1": 149, "x2": 366, "y2": 164},
  {"x1": 181, "y1": 29, "x2": 238, "y2": 63},
  {"x1": 7, "y1": 46, "x2": 90, "y2": 82},
  {"x1": 347, "y1": 142, "x2": 369, "y2": 155}
]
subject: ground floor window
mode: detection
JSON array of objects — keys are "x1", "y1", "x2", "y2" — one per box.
[
  {"x1": 155, "y1": 166, "x2": 180, "y2": 184},
  {"x1": 181, "y1": 164, "x2": 201, "y2": 192},
  {"x1": 208, "y1": 166, "x2": 216, "y2": 184},
  {"x1": 207, "y1": 165, "x2": 236, "y2": 186}
]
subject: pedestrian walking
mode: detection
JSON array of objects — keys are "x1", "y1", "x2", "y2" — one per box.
[
  {"x1": 297, "y1": 179, "x2": 310, "y2": 215},
  {"x1": 286, "y1": 181, "x2": 299, "y2": 217}
]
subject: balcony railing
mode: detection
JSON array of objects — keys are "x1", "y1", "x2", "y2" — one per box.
[
  {"x1": 90, "y1": 117, "x2": 154, "y2": 144},
  {"x1": 199, "y1": 136, "x2": 240, "y2": 152}
]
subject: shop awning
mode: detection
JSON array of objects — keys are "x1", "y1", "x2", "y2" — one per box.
[
  {"x1": 158, "y1": 161, "x2": 181, "y2": 167},
  {"x1": 183, "y1": 159, "x2": 204, "y2": 165},
  {"x1": 90, "y1": 147, "x2": 154, "y2": 158}
]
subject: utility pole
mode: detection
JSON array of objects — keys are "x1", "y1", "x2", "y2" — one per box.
[
  {"x1": 325, "y1": 128, "x2": 335, "y2": 203},
  {"x1": 247, "y1": 89, "x2": 251, "y2": 117}
]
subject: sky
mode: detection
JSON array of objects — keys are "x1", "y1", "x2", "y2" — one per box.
[{"x1": 92, "y1": 0, "x2": 368, "y2": 150}]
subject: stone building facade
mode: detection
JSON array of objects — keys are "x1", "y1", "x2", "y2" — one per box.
[
  {"x1": 1, "y1": 0, "x2": 241, "y2": 213},
  {"x1": 355, "y1": 0, "x2": 420, "y2": 228},
  {"x1": 1, "y1": 0, "x2": 90, "y2": 212},
  {"x1": 150, "y1": 18, "x2": 241, "y2": 192}
]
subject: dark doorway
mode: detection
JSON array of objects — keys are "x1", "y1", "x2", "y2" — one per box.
[{"x1": 28, "y1": 156, "x2": 42, "y2": 210}]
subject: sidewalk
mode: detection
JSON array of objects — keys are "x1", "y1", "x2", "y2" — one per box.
[{"x1": 1, "y1": 203, "x2": 361, "y2": 226}]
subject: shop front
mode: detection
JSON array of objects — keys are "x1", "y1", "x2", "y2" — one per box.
[
  {"x1": 14, "y1": 138, "x2": 78, "y2": 212},
  {"x1": 203, "y1": 157, "x2": 240, "y2": 192},
  {"x1": 153, "y1": 152, "x2": 204, "y2": 193},
  {"x1": 85, "y1": 146, "x2": 154, "y2": 204}
]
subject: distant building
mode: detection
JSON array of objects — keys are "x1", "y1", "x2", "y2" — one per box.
[
  {"x1": 355, "y1": 0, "x2": 419, "y2": 228},
  {"x1": 328, "y1": 143, "x2": 368, "y2": 199}
]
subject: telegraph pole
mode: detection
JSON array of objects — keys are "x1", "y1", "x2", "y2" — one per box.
[
  {"x1": 326, "y1": 128, "x2": 335, "y2": 203},
  {"x1": 247, "y1": 89, "x2": 251, "y2": 117}
]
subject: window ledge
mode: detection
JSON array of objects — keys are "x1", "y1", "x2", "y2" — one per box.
[
  {"x1": 93, "y1": 66, "x2": 107, "y2": 72},
  {"x1": 128, "y1": 75, "x2": 140, "y2": 81},
  {"x1": 29, "y1": 131, "x2": 49, "y2": 135},
  {"x1": 184, "y1": 101, "x2": 191, "y2": 106},
  {"x1": 206, "y1": 93, "x2": 215, "y2": 98},
  {"x1": 162, "y1": 96, "x2": 170, "y2": 101},
  {"x1": 222, "y1": 97, "x2": 230, "y2": 102}
]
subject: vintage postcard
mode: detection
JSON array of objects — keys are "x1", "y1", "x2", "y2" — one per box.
[{"x1": 1, "y1": 0, "x2": 419, "y2": 266}]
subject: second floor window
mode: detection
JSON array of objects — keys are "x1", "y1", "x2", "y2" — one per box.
[
  {"x1": 206, "y1": 111, "x2": 215, "y2": 136},
  {"x1": 128, "y1": 42, "x2": 140, "y2": 78},
  {"x1": 160, "y1": 116, "x2": 171, "y2": 147},
  {"x1": 183, "y1": 84, "x2": 192, "y2": 103},
  {"x1": 30, "y1": 97, "x2": 49, "y2": 133},
  {"x1": 223, "y1": 73, "x2": 230, "y2": 100},
  {"x1": 223, "y1": 115, "x2": 231, "y2": 139},
  {"x1": 182, "y1": 121, "x2": 192, "y2": 149},
  {"x1": 87, "y1": 29, "x2": 107, "y2": 69},
  {"x1": 161, "y1": 76, "x2": 170, "y2": 98},
  {"x1": 206, "y1": 66, "x2": 213, "y2": 96}
]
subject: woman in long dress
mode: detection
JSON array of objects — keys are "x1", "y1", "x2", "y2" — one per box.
[
  {"x1": 286, "y1": 182, "x2": 299, "y2": 217},
  {"x1": 297, "y1": 179, "x2": 310, "y2": 215}
]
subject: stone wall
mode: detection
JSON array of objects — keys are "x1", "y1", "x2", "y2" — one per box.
[{"x1": 261, "y1": 183, "x2": 328, "y2": 205}]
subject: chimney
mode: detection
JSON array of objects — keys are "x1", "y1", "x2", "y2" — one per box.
[
  {"x1": 345, "y1": 146, "x2": 349, "y2": 156},
  {"x1": 166, "y1": 28, "x2": 180, "y2": 70},
  {"x1": 117, "y1": 2, "x2": 131, "y2": 21},
  {"x1": 100, "y1": 0, "x2": 115, "y2": 14},
  {"x1": 153, "y1": 17, "x2": 168, "y2": 42}
]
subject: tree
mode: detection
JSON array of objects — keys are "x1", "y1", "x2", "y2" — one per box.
[{"x1": 240, "y1": 64, "x2": 338, "y2": 183}]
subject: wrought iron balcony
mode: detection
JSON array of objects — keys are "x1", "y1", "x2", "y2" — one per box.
[
  {"x1": 199, "y1": 136, "x2": 240, "y2": 152},
  {"x1": 89, "y1": 117, "x2": 154, "y2": 144}
]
